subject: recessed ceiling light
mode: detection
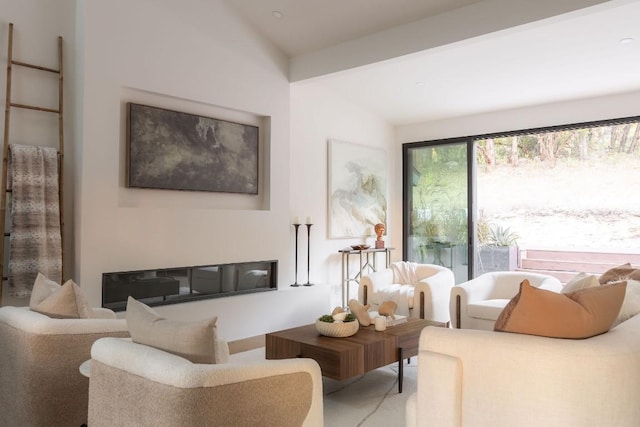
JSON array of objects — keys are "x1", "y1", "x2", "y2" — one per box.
[
  {"x1": 619, "y1": 37, "x2": 634, "y2": 44},
  {"x1": 272, "y1": 10, "x2": 284, "y2": 19},
  {"x1": 416, "y1": 82, "x2": 425, "y2": 87}
]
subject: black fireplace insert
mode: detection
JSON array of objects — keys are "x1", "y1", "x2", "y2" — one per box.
[{"x1": 102, "y1": 260, "x2": 277, "y2": 311}]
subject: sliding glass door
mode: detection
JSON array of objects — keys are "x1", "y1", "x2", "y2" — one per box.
[{"x1": 403, "y1": 139, "x2": 473, "y2": 283}]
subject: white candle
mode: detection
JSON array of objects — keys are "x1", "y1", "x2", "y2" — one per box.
[
  {"x1": 375, "y1": 316, "x2": 387, "y2": 331},
  {"x1": 306, "y1": 216, "x2": 313, "y2": 224},
  {"x1": 293, "y1": 216, "x2": 301, "y2": 224}
]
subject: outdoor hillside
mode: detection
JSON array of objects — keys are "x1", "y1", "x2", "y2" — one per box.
[{"x1": 479, "y1": 153, "x2": 640, "y2": 251}]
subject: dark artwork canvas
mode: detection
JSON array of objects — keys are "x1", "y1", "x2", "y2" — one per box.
[{"x1": 126, "y1": 103, "x2": 259, "y2": 194}]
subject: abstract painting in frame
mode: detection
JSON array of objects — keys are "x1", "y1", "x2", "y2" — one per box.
[
  {"x1": 126, "y1": 103, "x2": 258, "y2": 194},
  {"x1": 328, "y1": 139, "x2": 387, "y2": 238}
]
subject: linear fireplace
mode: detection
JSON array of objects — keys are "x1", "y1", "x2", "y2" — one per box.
[{"x1": 102, "y1": 260, "x2": 277, "y2": 311}]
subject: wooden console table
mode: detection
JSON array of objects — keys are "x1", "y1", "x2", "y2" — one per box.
[{"x1": 338, "y1": 247, "x2": 393, "y2": 307}]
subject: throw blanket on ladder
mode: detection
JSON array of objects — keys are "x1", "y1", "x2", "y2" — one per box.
[{"x1": 7, "y1": 144, "x2": 62, "y2": 297}]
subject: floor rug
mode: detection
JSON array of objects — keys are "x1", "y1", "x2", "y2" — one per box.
[{"x1": 230, "y1": 348, "x2": 417, "y2": 427}]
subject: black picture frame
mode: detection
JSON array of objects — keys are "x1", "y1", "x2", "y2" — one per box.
[{"x1": 126, "y1": 103, "x2": 259, "y2": 194}]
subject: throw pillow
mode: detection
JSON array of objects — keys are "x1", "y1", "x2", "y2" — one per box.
[
  {"x1": 30, "y1": 278, "x2": 94, "y2": 319},
  {"x1": 126, "y1": 297, "x2": 221, "y2": 364},
  {"x1": 612, "y1": 279, "x2": 640, "y2": 327},
  {"x1": 599, "y1": 263, "x2": 640, "y2": 285},
  {"x1": 29, "y1": 272, "x2": 62, "y2": 308},
  {"x1": 494, "y1": 279, "x2": 626, "y2": 339},
  {"x1": 348, "y1": 299, "x2": 372, "y2": 326},
  {"x1": 561, "y1": 272, "x2": 599, "y2": 294}
]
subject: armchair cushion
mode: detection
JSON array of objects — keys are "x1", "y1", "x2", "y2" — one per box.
[
  {"x1": 495, "y1": 279, "x2": 626, "y2": 338},
  {"x1": 29, "y1": 273, "x2": 93, "y2": 319},
  {"x1": 467, "y1": 299, "x2": 511, "y2": 320},
  {"x1": 126, "y1": 297, "x2": 225, "y2": 364}
]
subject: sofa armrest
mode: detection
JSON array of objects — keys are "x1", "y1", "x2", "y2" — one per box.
[
  {"x1": 359, "y1": 269, "x2": 394, "y2": 305},
  {"x1": 92, "y1": 307, "x2": 117, "y2": 319},
  {"x1": 89, "y1": 338, "x2": 323, "y2": 427},
  {"x1": 449, "y1": 274, "x2": 497, "y2": 327},
  {"x1": 413, "y1": 317, "x2": 640, "y2": 427},
  {"x1": 414, "y1": 269, "x2": 455, "y2": 321},
  {"x1": 0, "y1": 306, "x2": 127, "y2": 335}
]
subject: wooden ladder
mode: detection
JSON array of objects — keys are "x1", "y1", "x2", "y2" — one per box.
[{"x1": 0, "y1": 23, "x2": 64, "y2": 304}]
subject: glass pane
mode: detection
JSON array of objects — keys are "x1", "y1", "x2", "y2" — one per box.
[
  {"x1": 405, "y1": 143, "x2": 469, "y2": 283},
  {"x1": 475, "y1": 121, "x2": 640, "y2": 280}
]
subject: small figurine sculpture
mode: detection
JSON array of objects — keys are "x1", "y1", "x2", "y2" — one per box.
[{"x1": 374, "y1": 223, "x2": 385, "y2": 249}]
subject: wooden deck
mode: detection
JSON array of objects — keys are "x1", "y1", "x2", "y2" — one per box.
[{"x1": 517, "y1": 248, "x2": 640, "y2": 283}]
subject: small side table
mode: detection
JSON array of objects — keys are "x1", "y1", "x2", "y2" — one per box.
[{"x1": 338, "y1": 247, "x2": 394, "y2": 307}]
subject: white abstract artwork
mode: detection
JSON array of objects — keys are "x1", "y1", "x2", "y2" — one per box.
[{"x1": 328, "y1": 139, "x2": 387, "y2": 238}]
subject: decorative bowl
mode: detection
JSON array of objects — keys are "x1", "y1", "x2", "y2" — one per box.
[
  {"x1": 315, "y1": 319, "x2": 359, "y2": 338},
  {"x1": 350, "y1": 244, "x2": 370, "y2": 250}
]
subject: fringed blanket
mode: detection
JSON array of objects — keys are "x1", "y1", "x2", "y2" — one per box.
[
  {"x1": 7, "y1": 144, "x2": 62, "y2": 297},
  {"x1": 372, "y1": 261, "x2": 420, "y2": 316}
]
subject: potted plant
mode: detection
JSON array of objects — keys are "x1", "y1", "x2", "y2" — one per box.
[{"x1": 477, "y1": 221, "x2": 520, "y2": 274}]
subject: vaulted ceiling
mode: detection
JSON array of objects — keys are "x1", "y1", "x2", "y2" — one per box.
[{"x1": 226, "y1": 0, "x2": 640, "y2": 124}]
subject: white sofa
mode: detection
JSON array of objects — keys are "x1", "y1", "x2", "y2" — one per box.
[
  {"x1": 359, "y1": 262, "x2": 455, "y2": 322},
  {"x1": 450, "y1": 271, "x2": 562, "y2": 330},
  {"x1": 406, "y1": 313, "x2": 640, "y2": 427},
  {"x1": 88, "y1": 337, "x2": 324, "y2": 427}
]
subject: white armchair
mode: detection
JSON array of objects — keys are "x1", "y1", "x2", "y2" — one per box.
[
  {"x1": 450, "y1": 271, "x2": 563, "y2": 330},
  {"x1": 359, "y1": 261, "x2": 455, "y2": 323}
]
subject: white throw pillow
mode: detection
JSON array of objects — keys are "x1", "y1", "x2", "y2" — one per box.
[
  {"x1": 29, "y1": 272, "x2": 62, "y2": 308},
  {"x1": 30, "y1": 277, "x2": 94, "y2": 319},
  {"x1": 126, "y1": 297, "x2": 223, "y2": 364},
  {"x1": 562, "y1": 273, "x2": 599, "y2": 294},
  {"x1": 613, "y1": 279, "x2": 640, "y2": 327}
]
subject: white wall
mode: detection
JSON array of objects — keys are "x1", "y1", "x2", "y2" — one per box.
[
  {"x1": 290, "y1": 82, "x2": 397, "y2": 309},
  {"x1": 73, "y1": 0, "x2": 333, "y2": 340},
  {"x1": 1, "y1": 0, "x2": 332, "y2": 341}
]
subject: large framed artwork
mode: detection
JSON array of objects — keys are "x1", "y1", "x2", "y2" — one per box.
[
  {"x1": 328, "y1": 139, "x2": 387, "y2": 238},
  {"x1": 126, "y1": 103, "x2": 259, "y2": 194}
]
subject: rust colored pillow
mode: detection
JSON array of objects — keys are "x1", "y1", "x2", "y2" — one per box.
[
  {"x1": 495, "y1": 279, "x2": 626, "y2": 339},
  {"x1": 599, "y1": 263, "x2": 640, "y2": 284}
]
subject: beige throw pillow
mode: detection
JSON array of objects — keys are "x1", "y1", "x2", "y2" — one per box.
[
  {"x1": 495, "y1": 279, "x2": 626, "y2": 339},
  {"x1": 561, "y1": 272, "x2": 599, "y2": 294},
  {"x1": 29, "y1": 272, "x2": 62, "y2": 309},
  {"x1": 126, "y1": 297, "x2": 221, "y2": 364},
  {"x1": 611, "y1": 279, "x2": 640, "y2": 327},
  {"x1": 30, "y1": 278, "x2": 94, "y2": 319}
]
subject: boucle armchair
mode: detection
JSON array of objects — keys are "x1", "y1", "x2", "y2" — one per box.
[
  {"x1": 88, "y1": 337, "x2": 324, "y2": 427},
  {"x1": 450, "y1": 271, "x2": 562, "y2": 330},
  {"x1": 359, "y1": 261, "x2": 455, "y2": 322},
  {"x1": 0, "y1": 306, "x2": 129, "y2": 427}
]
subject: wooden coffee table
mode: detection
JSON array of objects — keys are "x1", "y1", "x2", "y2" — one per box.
[{"x1": 266, "y1": 318, "x2": 445, "y2": 393}]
